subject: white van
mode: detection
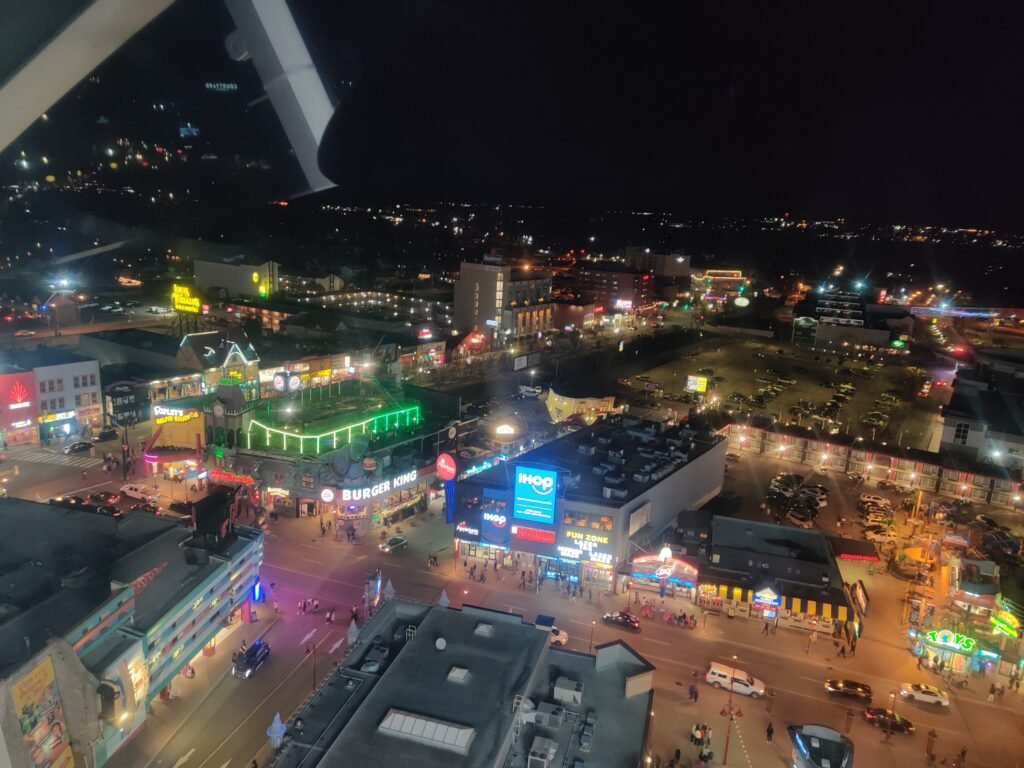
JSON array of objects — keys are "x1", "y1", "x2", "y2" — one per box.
[
  {"x1": 518, "y1": 385, "x2": 543, "y2": 398},
  {"x1": 705, "y1": 662, "x2": 766, "y2": 698},
  {"x1": 121, "y1": 483, "x2": 159, "y2": 503}
]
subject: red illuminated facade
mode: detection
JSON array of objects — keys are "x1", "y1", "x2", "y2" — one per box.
[{"x1": 0, "y1": 370, "x2": 39, "y2": 445}]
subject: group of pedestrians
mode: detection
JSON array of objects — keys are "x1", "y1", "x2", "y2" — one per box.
[{"x1": 688, "y1": 723, "x2": 713, "y2": 764}]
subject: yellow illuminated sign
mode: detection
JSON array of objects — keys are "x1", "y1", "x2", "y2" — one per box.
[
  {"x1": 252, "y1": 271, "x2": 260, "y2": 284},
  {"x1": 172, "y1": 284, "x2": 201, "y2": 314},
  {"x1": 566, "y1": 529, "x2": 610, "y2": 545}
]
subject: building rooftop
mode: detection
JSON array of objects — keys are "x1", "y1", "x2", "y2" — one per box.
[
  {"x1": 0, "y1": 501, "x2": 180, "y2": 676},
  {"x1": 180, "y1": 328, "x2": 260, "y2": 367},
  {"x1": 786, "y1": 724, "x2": 854, "y2": 768},
  {"x1": 83, "y1": 329, "x2": 184, "y2": 359},
  {"x1": 465, "y1": 415, "x2": 723, "y2": 507},
  {"x1": 193, "y1": 250, "x2": 277, "y2": 267},
  {"x1": 947, "y1": 388, "x2": 1024, "y2": 437},
  {"x1": 272, "y1": 601, "x2": 653, "y2": 768},
  {"x1": 8, "y1": 347, "x2": 96, "y2": 370}
]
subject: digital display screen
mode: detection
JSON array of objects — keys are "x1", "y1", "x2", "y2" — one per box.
[{"x1": 512, "y1": 467, "x2": 558, "y2": 524}]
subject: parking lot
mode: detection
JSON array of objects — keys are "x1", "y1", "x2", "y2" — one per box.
[{"x1": 619, "y1": 336, "x2": 949, "y2": 450}]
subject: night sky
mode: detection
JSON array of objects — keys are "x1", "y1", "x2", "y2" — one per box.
[{"x1": 97, "y1": 2, "x2": 1024, "y2": 227}]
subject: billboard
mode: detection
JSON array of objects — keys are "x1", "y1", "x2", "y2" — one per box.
[
  {"x1": 685, "y1": 375, "x2": 708, "y2": 393},
  {"x1": 171, "y1": 284, "x2": 201, "y2": 314},
  {"x1": 12, "y1": 656, "x2": 76, "y2": 768},
  {"x1": 512, "y1": 467, "x2": 558, "y2": 525}
]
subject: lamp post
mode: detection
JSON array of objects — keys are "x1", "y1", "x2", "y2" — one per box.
[
  {"x1": 721, "y1": 655, "x2": 744, "y2": 765},
  {"x1": 588, "y1": 620, "x2": 596, "y2": 654}
]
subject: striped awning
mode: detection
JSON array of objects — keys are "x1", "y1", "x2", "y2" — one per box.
[{"x1": 702, "y1": 581, "x2": 849, "y2": 622}]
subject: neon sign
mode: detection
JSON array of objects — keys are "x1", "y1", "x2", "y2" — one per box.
[
  {"x1": 753, "y1": 588, "x2": 781, "y2": 607},
  {"x1": 455, "y1": 521, "x2": 479, "y2": 537},
  {"x1": 925, "y1": 629, "x2": 976, "y2": 652},
  {"x1": 172, "y1": 284, "x2": 201, "y2": 314},
  {"x1": 991, "y1": 613, "x2": 1019, "y2": 638},
  {"x1": 511, "y1": 525, "x2": 556, "y2": 544},
  {"x1": 208, "y1": 468, "x2": 255, "y2": 486},
  {"x1": 339, "y1": 470, "x2": 419, "y2": 502},
  {"x1": 154, "y1": 405, "x2": 199, "y2": 424}
]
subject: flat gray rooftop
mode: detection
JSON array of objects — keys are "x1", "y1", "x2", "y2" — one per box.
[{"x1": 272, "y1": 601, "x2": 654, "y2": 768}]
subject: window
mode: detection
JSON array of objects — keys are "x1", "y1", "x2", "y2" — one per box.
[
  {"x1": 47, "y1": 380, "x2": 54, "y2": 392},
  {"x1": 58, "y1": 397, "x2": 65, "y2": 409},
  {"x1": 953, "y1": 423, "x2": 970, "y2": 446},
  {"x1": 49, "y1": 399, "x2": 57, "y2": 411},
  {"x1": 89, "y1": 373, "x2": 97, "y2": 387},
  {"x1": 73, "y1": 376, "x2": 80, "y2": 388},
  {"x1": 75, "y1": 395, "x2": 82, "y2": 407},
  {"x1": 56, "y1": 379, "x2": 63, "y2": 391},
  {"x1": 39, "y1": 382, "x2": 45, "y2": 394}
]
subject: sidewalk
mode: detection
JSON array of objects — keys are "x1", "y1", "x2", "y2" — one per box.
[{"x1": 105, "y1": 615, "x2": 277, "y2": 768}]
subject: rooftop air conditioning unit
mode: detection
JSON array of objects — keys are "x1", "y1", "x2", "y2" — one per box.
[
  {"x1": 610, "y1": 488, "x2": 628, "y2": 500},
  {"x1": 578, "y1": 444, "x2": 596, "y2": 456},
  {"x1": 535, "y1": 702, "x2": 565, "y2": 727},
  {"x1": 554, "y1": 676, "x2": 584, "y2": 706},
  {"x1": 632, "y1": 472, "x2": 650, "y2": 483}
]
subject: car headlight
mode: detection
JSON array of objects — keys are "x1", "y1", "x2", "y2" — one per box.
[{"x1": 245, "y1": 669, "x2": 252, "y2": 678}]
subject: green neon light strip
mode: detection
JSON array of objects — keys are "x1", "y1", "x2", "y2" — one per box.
[{"x1": 247, "y1": 404, "x2": 422, "y2": 454}]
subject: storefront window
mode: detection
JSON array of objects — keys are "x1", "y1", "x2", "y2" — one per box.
[{"x1": 562, "y1": 513, "x2": 613, "y2": 531}]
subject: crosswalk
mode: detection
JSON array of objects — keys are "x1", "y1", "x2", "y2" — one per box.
[{"x1": 4, "y1": 446, "x2": 104, "y2": 468}]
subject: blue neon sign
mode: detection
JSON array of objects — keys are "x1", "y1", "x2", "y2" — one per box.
[{"x1": 513, "y1": 466, "x2": 558, "y2": 525}]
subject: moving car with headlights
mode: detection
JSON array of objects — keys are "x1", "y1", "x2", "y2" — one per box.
[
  {"x1": 88, "y1": 490, "x2": 120, "y2": 506},
  {"x1": 63, "y1": 441, "x2": 92, "y2": 454},
  {"x1": 379, "y1": 535, "x2": 408, "y2": 553},
  {"x1": 601, "y1": 610, "x2": 641, "y2": 631},
  {"x1": 824, "y1": 679, "x2": 873, "y2": 701},
  {"x1": 899, "y1": 683, "x2": 949, "y2": 706},
  {"x1": 705, "y1": 662, "x2": 766, "y2": 698},
  {"x1": 120, "y1": 483, "x2": 159, "y2": 503},
  {"x1": 92, "y1": 428, "x2": 119, "y2": 443},
  {"x1": 232, "y1": 639, "x2": 270, "y2": 678},
  {"x1": 863, "y1": 708, "x2": 914, "y2": 733}
]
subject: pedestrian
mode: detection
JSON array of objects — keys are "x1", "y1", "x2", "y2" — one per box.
[
  {"x1": 959, "y1": 746, "x2": 967, "y2": 765},
  {"x1": 252, "y1": 760, "x2": 258, "y2": 768},
  {"x1": 838, "y1": 644, "x2": 847, "y2": 658},
  {"x1": 762, "y1": 621, "x2": 770, "y2": 635},
  {"x1": 351, "y1": 604, "x2": 359, "y2": 622},
  {"x1": 699, "y1": 724, "x2": 707, "y2": 744},
  {"x1": 688, "y1": 684, "x2": 697, "y2": 702},
  {"x1": 297, "y1": 600, "x2": 303, "y2": 615},
  {"x1": 849, "y1": 642, "x2": 856, "y2": 658},
  {"x1": 690, "y1": 724, "x2": 701, "y2": 745},
  {"x1": 1016, "y1": 678, "x2": 1021, "y2": 691},
  {"x1": 313, "y1": 599, "x2": 320, "y2": 613},
  {"x1": 705, "y1": 726, "x2": 712, "y2": 745},
  {"x1": 693, "y1": 687, "x2": 699, "y2": 704},
  {"x1": 273, "y1": 600, "x2": 279, "y2": 614},
  {"x1": 766, "y1": 722, "x2": 774, "y2": 742},
  {"x1": 917, "y1": 654, "x2": 924, "y2": 670},
  {"x1": 988, "y1": 683, "x2": 996, "y2": 702}
]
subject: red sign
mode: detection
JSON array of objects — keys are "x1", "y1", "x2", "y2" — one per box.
[
  {"x1": 0, "y1": 371, "x2": 38, "y2": 430},
  {"x1": 512, "y1": 525, "x2": 556, "y2": 544},
  {"x1": 208, "y1": 468, "x2": 255, "y2": 486},
  {"x1": 436, "y1": 453, "x2": 458, "y2": 481}
]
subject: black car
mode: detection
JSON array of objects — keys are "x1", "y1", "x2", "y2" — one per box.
[
  {"x1": 93, "y1": 505, "x2": 123, "y2": 518},
  {"x1": 50, "y1": 495, "x2": 84, "y2": 507},
  {"x1": 824, "y1": 679, "x2": 873, "y2": 702},
  {"x1": 63, "y1": 441, "x2": 92, "y2": 454},
  {"x1": 130, "y1": 503, "x2": 161, "y2": 515},
  {"x1": 88, "y1": 491, "x2": 120, "y2": 506},
  {"x1": 168, "y1": 501, "x2": 194, "y2": 515},
  {"x1": 601, "y1": 611, "x2": 641, "y2": 631},
  {"x1": 232, "y1": 639, "x2": 270, "y2": 678},
  {"x1": 92, "y1": 428, "x2": 119, "y2": 443},
  {"x1": 974, "y1": 514, "x2": 1004, "y2": 531},
  {"x1": 863, "y1": 708, "x2": 914, "y2": 733}
]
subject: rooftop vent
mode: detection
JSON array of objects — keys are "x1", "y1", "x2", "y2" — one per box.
[
  {"x1": 447, "y1": 666, "x2": 470, "y2": 683},
  {"x1": 473, "y1": 622, "x2": 495, "y2": 638},
  {"x1": 435, "y1": 637, "x2": 447, "y2": 651}
]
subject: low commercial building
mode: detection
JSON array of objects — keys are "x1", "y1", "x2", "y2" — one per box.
[
  {"x1": 942, "y1": 353, "x2": 1024, "y2": 468},
  {"x1": 272, "y1": 601, "x2": 654, "y2": 768},
  {"x1": 10, "y1": 348, "x2": 103, "y2": 442},
  {"x1": 698, "y1": 516, "x2": 856, "y2": 637},
  {"x1": 565, "y1": 261, "x2": 654, "y2": 314},
  {"x1": 550, "y1": 298, "x2": 597, "y2": 331},
  {"x1": 791, "y1": 289, "x2": 913, "y2": 351},
  {"x1": 0, "y1": 501, "x2": 262, "y2": 768},
  {"x1": 192, "y1": 250, "x2": 279, "y2": 299},
  {"x1": 453, "y1": 415, "x2": 727, "y2": 592}
]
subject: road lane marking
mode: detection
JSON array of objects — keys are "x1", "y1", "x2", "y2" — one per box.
[
  {"x1": 329, "y1": 638, "x2": 346, "y2": 654},
  {"x1": 300, "y1": 629, "x2": 317, "y2": 646},
  {"x1": 260, "y1": 563, "x2": 364, "y2": 590},
  {"x1": 172, "y1": 748, "x2": 195, "y2": 768},
  {"x1": 301, "y1": 558, "x2": 323, "y2": 564},
  {"x1": 216, "y1": 761, "x2": 230, "y2": 768},
  {"x1": 645, "y1": 638, "x2": 671, "y2": 646}
]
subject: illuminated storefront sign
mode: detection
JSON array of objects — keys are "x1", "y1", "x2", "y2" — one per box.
[
  {"x1": 320, "y1": 488, "x2": 336, "y2": 503},
  {"x1": 511, "y1": 525, "x2": 556, "y2": 544},
  {"x1": 991, "y1": 613, "x2": 1019, "y2": 638},
  {"x1": 455, "y1": 521, "x2": 480, "y2": 538},
  {"x1": 208, "y1": 468, "x2": 255, "y2": 486},
  {"x1": 495, "y1": 424, "x2": 516, "y2": 436},
  {"x1": 753, "y1": 587, "x2": 781, "y2": 607},
  {"x1": 38, "y1": 410, "x2": 75, "y2": 423},
  {"x1": 630, "y1": 554, "x2": 698, "y2": 586},
  {"x1": 172, "y1": 284, "x2": 201, "y2": 314},
  {"x1": 513, "y1": 467, "x2": 558, "y2": 524},
  {"x1": 686, "y1": 375, "x2": 709, "y2": 393},
  {"x1": 265, "y1": 487, "x2": 291, "y2": 497},
  {"x1": 154, "y1": 404, "x2": 199, "y2": 424},
  {"x1": 436, "y1": 453, "x2": 458, "y2": 482},
  {"x1": 558, "y1": 528, "x2": 615, "y2": 565},
  {"x1": 925, "y1": 628, "x2": 976, "y2": 652},
  {"x1": 10, "y1": 420, "x2": 31, "y2": 428},
  {"x1": 339, "y1": 470, "x2": 419, "y2": 502}
]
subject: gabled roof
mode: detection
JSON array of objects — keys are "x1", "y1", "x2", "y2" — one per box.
[{"x1": 180, "y1": 328, "x2": 259, "y2": 367}]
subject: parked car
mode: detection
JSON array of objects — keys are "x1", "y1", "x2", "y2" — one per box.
[
  {"x1": 50, "y1": 495, "x2": 85, "y2": 507},
  {"x1": 232, "y1": 639, "x2": 270, "y2": 678},
  {"x1": 824, "y1": 679, "x2": 873, "y2": 702},
  {"x1": 973, "y1": 514, "x2": 1005, "y2": 531},
  {"x1": 13, "y1": 330, "x2": 35, "y2": 337},
  {"x1": 88, "y1": 491, "x2": 120, "y2": 506},
  {"x1": 899, "y1": 683, "x2": 949, "y2": 707},
  {"x1": 725, "y1": 452, "x2": 741, "y2": 463},
  {"x1": 866, "y1": 529, "x2": 898, "y2": 545},
  {"x1": 63, "y1": 441, "x2": 92, "y2": 454},
  {"x1": 786, "y1": 512, "x2": 815, "y2": 529},
  {"x1": 705, "y1": 662, "x2": 765, "y2": 698},
  {"x1": 863, "y1": 708, "x2": 915, "y2": 733},
  {"x1": 168, "y1": 501, "x2": 194, "y2": 516},
  {"x1": 130, "y1": 503, "x2": 161, "y2": 515},
  {"x1": 859, "y1": 494, "x2": 890, "y2": 507},
  {"x1": 601, "y1": 611, "x2": 641, "y2": 631},
  {"x1": 549, "y1": 627, "x2": 570, "y2": 646},
  {"x1": 379, "y1": 535, "x2": 409, "y2": 553},
  {"x1": 93, "y1": 505, "x2": 123, "y2": 518}
]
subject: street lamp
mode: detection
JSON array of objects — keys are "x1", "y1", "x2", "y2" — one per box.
[
  {"x1": 588, "y1": 620, "x2": 596, "y2": 654},
  {"x1": 721, "y1": 655, "x2": 744, "y2": 765},
  {"x1": 885, "y1": 689, "x2": 898, "y2": 742}
]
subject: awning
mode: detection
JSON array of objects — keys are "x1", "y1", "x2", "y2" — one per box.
[
  {"x1": 699, "y1": 578, "x2": 850, "y2": 621},
  {"x1": 827, "y1": 536, "x2": 881, "y2": 563}
]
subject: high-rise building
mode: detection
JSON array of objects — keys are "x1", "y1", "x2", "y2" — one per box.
[{"x1": 453, "y1": 260, "x2": 552, "y2": 344}]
